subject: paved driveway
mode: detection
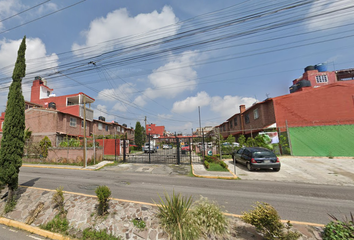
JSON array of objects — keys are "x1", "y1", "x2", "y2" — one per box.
[{"x1": 226, "y1": 156, "x2": 354, "y2": 186}]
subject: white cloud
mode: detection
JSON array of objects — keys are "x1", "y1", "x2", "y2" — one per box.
[
  {"x1": 157, "y1": 113, "x2": 172, "y2": 120},
  {"x1": 210, "y1": 95, "x2": 257, "y2": 119},
  {"x1": 0, "y1": 37, "x2": 59, "y2": 78},
  {"x1": 72, "y1": 6, "x2": 179, "y2": 55},
  {"x1": 97, "y1": 83, "x2": 136, "y2": 102},
  {"x1": 0, "y1": 0, "x2": 22, "y2": 30},
  {"x1": 0, "y1": 37, "x2": 59, "y2": 112},
  {"x1": 306, "y1": 0, "x2": 354, "y2": 31},
  {"x1": 172, "y1": 91, "x2": 210, "y2": 113},
  {"x1": 94, "y1": 104, "x2": 108, "y2": 119},
  {"x1": 134, "y1": 51, "x2": 201, "y2": 106}
]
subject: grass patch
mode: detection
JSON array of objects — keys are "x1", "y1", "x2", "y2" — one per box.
[
  {"x1": 207, "y1": 162, "x2": 228, "y2": 172},
  {"x1": 82, "y1": 228, "x2": 120, "y2": 240},
  {"x1": 41, "y1": 214, "x2": 69, "y2": 234},
  {"x1": 4, "y1": 196, "x2": 17, "y2": 214},
  {"x1": 188, "y1": 165, "x2": 195, "y2": 177}
]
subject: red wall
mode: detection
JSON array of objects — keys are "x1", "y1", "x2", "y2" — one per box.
[
  {"x1": 96, "y1": 139, "x2": 123, "y2": 155},
  {"x1": 274, "y1": 81, "x2": 354, "y2": 127}
]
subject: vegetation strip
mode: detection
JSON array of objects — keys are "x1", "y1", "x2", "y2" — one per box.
[{"x1": 191, "y1": 163, "x2": 238, "y2": 180}]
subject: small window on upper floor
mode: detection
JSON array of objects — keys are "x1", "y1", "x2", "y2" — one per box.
[
  {"x1": 98, "y1": 122, "x2": 103, "y2": 130},
  {"x1": 230, "y1": 121, "x2": 233, "y2": 128},
  {"x1": 47, "y1": 91, "x2": 50, "y2": 97},
  {"x1": 117, "y1": 126, "x2": 120, "y2": 132},
  {"x1": 105, "y1": 125, "x2": 109, "y2": 131},
  {"x1": 254, "y1": 109, "x2": 259, "y2": 119},
  {"x1": 70, "y1": 117, "x2": 77, "y2": 127},
  {"x1": 82, "y1": 120, "x2": 84, "y2": 128},
  {"x1": 234, "y1": 117, "x2": 237, "y2": 126},
  {"x1": 316, "y1": 75, "x2": 328, "y2": 83},
  {"x1": 245, "y1": 114, "x2": 250, "y2": 124}
]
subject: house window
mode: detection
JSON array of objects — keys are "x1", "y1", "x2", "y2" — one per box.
[
  {"x1": 254, "y1": 109, "x2": 259, "y2": 119},
  {"x1": 223, "y1": 125, "x2": 225, "y2": 132},
  {"x1": 82, "y1": 120, "x2": 84, "y2": 128},
  {"x1": 122, "y1": 128, "x2": 125, "y2": 133},
  {"x1": 234, "y1": 117, "x2": 237, "y2": 126},
  {"x1": 47, "y1": 91, "x2": 50, "y2": 97},
  {"x1": 245, "y1": 114, "x2": 250, "y2": 124},
  {"x1": 229, "y1": 121, "x2": 233, "y2": 128},
  {"x1": 105, "y1": 125, "x2": 109, "y2": 131},
  {"x1": 117, "y1": 126, "x2": 120, "y2": 132},
  {"x1": 70, "y1": 117, "x2": 77, "y2": 127},
  {"x1": 316, "y1": 75, "x2": 328, "y2": 83},
  {"x1": 98, "y1": 123, "x2": 103, "y2": 130}
]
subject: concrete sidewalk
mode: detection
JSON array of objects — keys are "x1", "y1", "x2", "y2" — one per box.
[{"x1": 22, "y1": 160, "x2": 114, "y2": 171}]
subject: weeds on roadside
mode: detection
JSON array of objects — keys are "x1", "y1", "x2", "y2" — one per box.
[
  {"x1": 132, "y1": 218, "x2": 146, "y2": 230},
  {"x1": 192, "y1": 196, "x2": 228, "y2": 237},
  {"x1": 41, "y1": 214, "x2": 69, "y2": 234},
  {"x1": 323, "y1": 212, "x2": 354, "y2": 240},
  {"x1": 241, "y1": 202, "x2": 301, "y2": 240},
  {"x1": 82, "y1": 227, "x2": 120, "y2": 240},
  {"x1": 4, "y1": 195, "x2": 17, "y2": 214}
]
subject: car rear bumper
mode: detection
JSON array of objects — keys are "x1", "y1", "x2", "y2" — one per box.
[{"x1": 250, "y1": 163, "x2": 281, "y2": 169}]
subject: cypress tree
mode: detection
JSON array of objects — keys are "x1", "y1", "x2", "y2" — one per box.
[
  {"x1": 134, "y1": 121, "x2": 143, "y2": 148},
  {"x1": 0, "y1": 36, "x2": 26, "y2": 203}
]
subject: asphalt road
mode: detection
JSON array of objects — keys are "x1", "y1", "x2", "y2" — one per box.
[
  {"x1": 0, "y1": 224, "x2": 45, "y2": 240},
  {"x1": 18, "y1": 166, "x2": 354, "y2": 225}
]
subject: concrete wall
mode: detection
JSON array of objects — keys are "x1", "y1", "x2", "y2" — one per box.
[{"x1": 24, "y1": 147, "x2": 103, "y2": 165}]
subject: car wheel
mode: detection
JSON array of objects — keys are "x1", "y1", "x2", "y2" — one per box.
[
  {"x1": 247, "y1": 162, "x2": 253, "y2": 171},
  {"x1": 273, "y1": 168, "x2": 280, "y2": 172}
]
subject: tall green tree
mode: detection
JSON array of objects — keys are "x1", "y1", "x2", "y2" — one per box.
[
  {"x1": 0, "y1": 36, "x2": 26, "y2": 203},
  {"x1": 134, "y1": 121, "x2": 144, "y2": 148}
]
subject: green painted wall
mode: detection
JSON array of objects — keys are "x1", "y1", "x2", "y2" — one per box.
[{"x1": 289, "y1": 125, "x2": 354, "y2": 157}]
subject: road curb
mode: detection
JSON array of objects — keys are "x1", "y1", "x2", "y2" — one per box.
[
  {"x1": 0, "y1": 217, "x2": 72, "y2": 240},
  {"x1": 191, "y1": 163, "x2": 238, "y2": 180},
  {"x1": 22, "y1": 165, "x2": 91, "y2": 171}
]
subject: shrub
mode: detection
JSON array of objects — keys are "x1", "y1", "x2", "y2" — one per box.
[
  {"x1": 95, "y1": 186, "x2": 111, "y2": 215},
  {"x1": 52, "y1": 186, "x2": 65, "y2": 215},
  {"x1": 220, "y1": 161, "x2": 228, "y2": 169},
  {"x1": 204, "y1": 160, "x2": 210, "y2": 169},
  {"x1": 155, "y1": 191, "x2": 200, "y2": 240},
  {"x1": 323, "y1": 213, "x2": 354, "y2": 240},
  {"x1": 204, "y1": 155, "x2": 212, "y2": 163},
  {"x1": 241, "y1": 202, "x2": 301, "y2": 240},
  {"x1": 4, "y1": 195, "x2": 17, "y2": 214},
  {"x1": 191, "y1": 196, "x2": 228, "y2": 237}
]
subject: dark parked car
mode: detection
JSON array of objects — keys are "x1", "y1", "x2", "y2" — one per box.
[{"x1": 232, "y1": 147, "x2": 280, "y2": 171}]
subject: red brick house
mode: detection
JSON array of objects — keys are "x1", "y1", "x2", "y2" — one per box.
[
  {"x1": 0, "y1": 76, "x2": 134, "y2": 148},
  {"x1": 146, "y1": 123, "x2": 165, "y2": 138},
  {"x1": 217, "y1": 67, "x2": 354, "y2": 139}
]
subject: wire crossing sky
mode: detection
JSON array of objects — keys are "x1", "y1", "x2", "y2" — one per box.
[{"x1": 0, "y1": 0, "x2": 353, "y2": 132}]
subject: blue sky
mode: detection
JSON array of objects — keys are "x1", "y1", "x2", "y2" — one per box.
[{"x1": 0, "y1": 0, "x2": 354, "y2": 134}]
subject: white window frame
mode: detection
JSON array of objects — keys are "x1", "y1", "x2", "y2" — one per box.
[
  {"x1": 117, "y1": 126, "x2": 120, "y2": 132},
  {"x1": 316, "y1": 75, "x2": 328, "y2": 83},
  {"x1": 98, "y1": 122, "x2": 103, "y2": 130},
  {"x1": 254, "y1": 109, "x2": 259, "y2": 120},
  {"x1": 70, "y1": 117, "x2": 77, "y2": 127}
]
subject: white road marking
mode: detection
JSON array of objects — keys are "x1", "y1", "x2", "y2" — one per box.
[
  {"x1": 27, "y1": 235, "x2": 44, "y2": 240},
  {"x1": 8, "y1": 228, "x2": 18, "y2": 232}
]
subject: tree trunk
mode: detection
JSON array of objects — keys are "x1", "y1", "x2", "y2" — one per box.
[{"x1": 7, "y1": 186, "x2": 14, "y2": 203}]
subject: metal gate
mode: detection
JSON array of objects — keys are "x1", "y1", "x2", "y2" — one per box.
[{"x1": 123, "y1": 136, "x2": 193, "y2": 165}]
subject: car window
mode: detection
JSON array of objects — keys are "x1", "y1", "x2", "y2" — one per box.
[
  {"x1": 237, "y1": 148, "x2": 244, "y2": 154},
  {"x1": 253, "y1": 151, "x2": 276, "y2": 158}
]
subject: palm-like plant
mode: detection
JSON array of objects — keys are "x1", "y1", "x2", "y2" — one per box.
[{"x1": 155, "y1": 191, "x2": 200, "y2": 240}]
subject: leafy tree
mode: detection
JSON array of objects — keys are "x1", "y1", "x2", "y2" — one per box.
[
  {"x1": 238, "y1": 135, "x2": 246, "y2": 147},
  {"x1": 39, "y1": 136, "x2": 52, "y2": 158},
  {"x1": 0, "y1": 36, "x2": 26, "y2": 203},
  {"x1": 134, "y1": 121, "x2": 144, "y2": 147}
]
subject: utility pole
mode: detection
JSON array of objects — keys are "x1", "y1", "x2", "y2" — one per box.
[
  {"x1": 198, "y1": 106, "x2": 205, "y2": 159},
  {"x1": 83, "y1": 96, "x2": 87, "y2": 168},
  {"x1": 144, "y1": 116, "x2": 147, "y2": 142}
]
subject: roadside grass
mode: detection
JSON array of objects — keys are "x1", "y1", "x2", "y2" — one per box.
[
  {"x1": 188, "y1": 165, "x2": 195, "y2": 177},
  {"x1": 207, "y1": 162, "x2": 228, "y2": 172},
  {"x1": 22, "y1": 160, "x2": 97, "y2": 166}
]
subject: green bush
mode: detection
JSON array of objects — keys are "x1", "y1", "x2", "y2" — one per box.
[
  {"x1": 132, "y1": 218, "x2": 146, "y2": 230},
  {"x1": 82, "y1": 228, "x2": 119, "y2": 240},
  {"x1": 204, "y1": 160, "x2": 210, "y2": 169},
  {"x1": 191, "y1": 196, "x2": 228, "y2": 236},
  {"x1": 155, "y1": 191, "x2": 200, "y2": 240},
  {"x1": 323, "y1": 213, "x2": 354, "y2": 240},
  {"x1": 220, "y1": 161, "x2": 227, "y2": 169},
  {"x1": 95, "y1": 186, "x2": 111, "y2": 215},
  {"x1": 39, "y1": 136, "x2": 52, "y2": 158},
  {"x1": 241, "y1": 202, "x2": 301, "y2": 240},
  {"x1": 4, "y1": 196, "x2": 17, "y2": 214}
]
